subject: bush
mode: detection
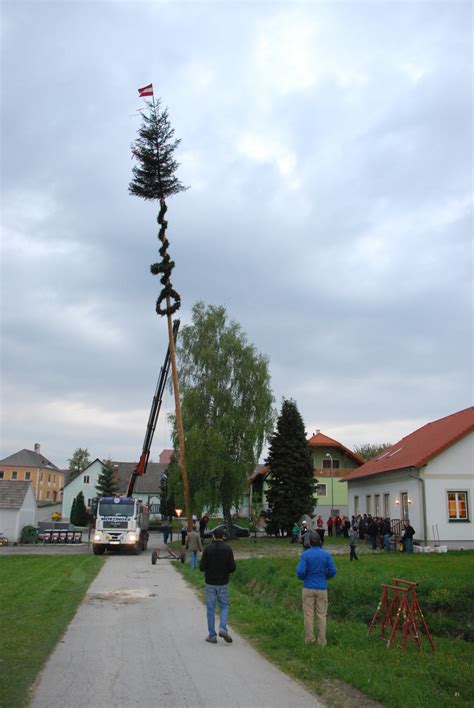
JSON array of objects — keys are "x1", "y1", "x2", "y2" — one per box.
[{"x1": 21, "y1": 526, "x2": 38, "y2": 544}]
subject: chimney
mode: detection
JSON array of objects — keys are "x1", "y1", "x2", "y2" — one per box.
[
  {"x1": 34, "y1": 443, "x2": 41, "y2": 454},
  {"x1": 316, "y1": 430, "x2": 320, "y2": 435}
]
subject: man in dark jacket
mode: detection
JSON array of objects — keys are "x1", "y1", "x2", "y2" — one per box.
[
  {"x1": 199, "y1": 526, "x2": 236, "y2": 644},
  {"x1": 401, "y1": 521, "x2": 415, "y2": 553},
  {"x1": 382, "y1": 517, "x2": 392, "y2": 551}
]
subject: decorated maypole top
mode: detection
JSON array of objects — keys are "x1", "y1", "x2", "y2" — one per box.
[
  {"x1": 129, "y1": 83, "x2": 192, "y2": 528},
  {"x1": 130, "y1": 83, "x2": 188, "y2": 317}
]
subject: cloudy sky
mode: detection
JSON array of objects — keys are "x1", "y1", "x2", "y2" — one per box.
[{"x1": 1, "y1": 0, "x2": 472, "y2": 469}]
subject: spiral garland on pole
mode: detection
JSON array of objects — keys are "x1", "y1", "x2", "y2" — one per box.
[{"x1": 150, "y1": 199, "x2": 181, "y2": 316}]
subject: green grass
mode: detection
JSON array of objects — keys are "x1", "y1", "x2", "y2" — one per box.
[
  {"x1": 177, "y1": 550, "x2": 474, "y2": 707},
  {"x1": 0, "y1": 555, "x2": 104, "y2": 707}
]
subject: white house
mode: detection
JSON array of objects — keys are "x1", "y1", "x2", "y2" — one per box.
[
  {"x1": 0, "y1": 480, "x2": 37, "y2": 542},
  {"x1": 343, "y1": 407, "x2": 474, "y2": 549},
  {"x1": 62, "y1": 459, "x2": 104, "y2": 519},
  {"x1": 61, "y1": 459, "x2": 167, "y2": 520}
]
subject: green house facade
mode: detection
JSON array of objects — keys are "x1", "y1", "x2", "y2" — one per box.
[{"x1": 308, "y1": 431, "x2": 364, "y2": 519}]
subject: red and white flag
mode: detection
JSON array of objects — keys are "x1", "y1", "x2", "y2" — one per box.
[{"x1": 138, "y1": 83, "x2": 153, "y2": 98}]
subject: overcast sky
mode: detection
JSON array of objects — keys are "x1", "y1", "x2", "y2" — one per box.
[{"x1": 1, "y1": 0, "x2": 472, "y2": 469}]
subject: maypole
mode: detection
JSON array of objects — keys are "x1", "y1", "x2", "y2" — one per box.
[{"x1": 130, "y1": 83, "x2": 192, "y2": 529}]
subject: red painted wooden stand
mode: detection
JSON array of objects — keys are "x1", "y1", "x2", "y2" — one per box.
[{"x1": 368, "y1": 577, "x2": 435, "y2": 651}]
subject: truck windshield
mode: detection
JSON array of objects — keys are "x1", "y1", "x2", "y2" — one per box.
[{"x1": 98, "y1": 503, "x2": 135, "y2": 518}]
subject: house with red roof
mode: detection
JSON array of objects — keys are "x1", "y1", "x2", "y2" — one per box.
[
  {"x1": 250, "y1": 431, "x2": 363, "y2": 519},
  {"x1": 342, "y1": 407, "x2": 474, "y2": 549},
  {"x1": 307, "y1": 431, "x2": 364, "y2": 517}
]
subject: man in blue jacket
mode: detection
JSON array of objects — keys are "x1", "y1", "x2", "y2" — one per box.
[{"x1": 296, "y1": 531, "x2": 337, "y2": 646}]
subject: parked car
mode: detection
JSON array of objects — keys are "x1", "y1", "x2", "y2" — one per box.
[{"x1": 203, "y1": 523, "x2": 250, "y2": 539}]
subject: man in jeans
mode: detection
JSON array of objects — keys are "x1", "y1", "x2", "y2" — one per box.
[
  {"x1": 185, "y1": 524, "x2": 202, "y2": 569},
  {"x1": 296, "y1": 531, "x2": 337, "y2": 645},
  {"x1": 199, "y1": 526, "x2": 236, "y2": 644}
]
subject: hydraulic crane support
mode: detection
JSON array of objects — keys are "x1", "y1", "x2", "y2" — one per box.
[{"x1": 125, "y1": 319, "x2": 180, "y2": 497}]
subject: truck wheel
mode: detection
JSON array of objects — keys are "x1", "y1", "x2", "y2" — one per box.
[
  {"x1": 93, "y1": 545, "x2": 105, "y2": 555},
  {"x1": 151, "y1": 550, "x2": 158, "y2": 565}
]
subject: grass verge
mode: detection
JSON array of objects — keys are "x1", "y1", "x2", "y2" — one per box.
[
  {"x1": 0, "y1": 555, "x2": 104, "y2": 707},
  {"x1": 177, "y1": 550, "x2": 474, "y2": 707}
]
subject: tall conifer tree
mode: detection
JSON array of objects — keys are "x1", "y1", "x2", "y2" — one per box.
[
  {"x1": 71, "y1": 491, "x2": 89, "y2": 527},
  {"x1": 96, "y1": 460, "x2": 120, "y2": 497},
  {"x1": 265, "y1": 399, "x2": 316, "y2": 536}
]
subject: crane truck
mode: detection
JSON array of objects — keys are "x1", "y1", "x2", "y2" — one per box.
[{"x1": 92, "y1": 321, "x2": 179, "y2": 556}]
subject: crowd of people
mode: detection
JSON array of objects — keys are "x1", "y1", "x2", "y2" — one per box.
[{"x1": 291, "y1": 514, "x2": 416, "y2": 554}]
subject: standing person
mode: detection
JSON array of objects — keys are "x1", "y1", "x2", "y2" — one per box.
[
  {"x1": 199, "y1": 514, "x2": 209, "y2": 541},
  {"x1": 357, "y1": 515, "x2": 364, "y2": 541},
  {"x1": 296, "y1": 531, "x2": 337, "y2": 646},
  {"x1": 181, "y1": 523, "x2": 188, "y2": 546},
  {"x1": 185, "y1": 524, "x2": 203, "y2": 569},
  {"x1": 299, "y1": 521, "x2": 311, "y2": 548},
  {"x1": 401, "y1": 521, "x2": 415, "y2": 553},
  {"x1": 343, "y1": 517, "x2": 350, "y2": 538},
  {"x1": 291, "y1": 521, "x2": 300, "y2": 544},
  {"x1": 199, "y1": 526, "x2": 236, "y2": 644},
  {"x1": 368, "y1": 517, "x2": 378, "y2": 550},
  {"x1": 382, "y1": 518, "x2": 392, "y2": 552},
  {"x1": 162, "y1": 521, "x2": 170, "y2": 545},
  {"x1": 349, "y1": 525, "x2": 359, "y2": 561},
  {"x1": 327, "y1": 516, "x2": 333, "y2": 537}
]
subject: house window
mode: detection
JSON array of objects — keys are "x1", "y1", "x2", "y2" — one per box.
[
  {"x1": 46, "y1": 492, "x2": 50, "y2": 499},
  {"x1": 448, "y1": 492, "x2": 469, "y2": 521},
  {"x1": 48, "y1": 474, "x2": 51, "y2": 482},
  {"x1": 400, "y1": 492, "x2": 409, "y2": 521},
  {"x1": 83, "y1": 475, "x2": 90, "y2": 484},
  {"x1": 40, "y1": 472, "x2": 43, "y2": 482},
  {"x1": 316, "y1": 483, "x2": 327, "y2": 496},
  {"x1": 11, "y1": 471, "x2": 18, "y2": 480},
  {"x1": 87, "y1": 498, "x2": 92, "y2": 508},
  {"x1": 383, "y1": 494, "x2": 390, "y2": 518},
  {"x1": 322, "y1": 459, "x2": 340, "y2": 469},
  {"x1": 366, "y1": 495, "x2": 371, "y2": 515},
  {"x1": 25, "y1": 471, "x2": 31, "y2": 481},
  {"x1": 0, "y1": 471, "x2": 4, "y2": 479},
  {"x1": 354, "y1": 495, "x2": 359, "y2": 516},
  {"x1": 374, "y1": 494, "x2": 380, "y2": 517}
]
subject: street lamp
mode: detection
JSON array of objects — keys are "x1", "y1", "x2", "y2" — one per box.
[{"x1": 325, "y1": 453, "x2": 334, "y2": 515}]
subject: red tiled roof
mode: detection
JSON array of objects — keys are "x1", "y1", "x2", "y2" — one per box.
[
  {"x1": 342, "y1": 407, "x2": 474, "y2": 481},
  {"x1": 249, "y1": 465, "x2": 269, "y2": 482},
  {"x1": 307, "y1": 432, "x2": 365, "y2": 465}
]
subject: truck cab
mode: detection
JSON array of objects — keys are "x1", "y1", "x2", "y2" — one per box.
[{"x1": 93, "y1": 496, "x2": 149, "y2": 555}]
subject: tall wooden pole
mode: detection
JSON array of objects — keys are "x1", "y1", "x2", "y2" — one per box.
[{"x1": 166, "y1": 301, "x2": 192, "y2": 530}]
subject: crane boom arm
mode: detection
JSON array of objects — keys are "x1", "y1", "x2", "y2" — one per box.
[{"x1": 125, "y1": 319, "x2": 179, "y2": 497}]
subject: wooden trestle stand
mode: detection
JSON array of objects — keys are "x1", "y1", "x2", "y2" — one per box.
[{"x1": 368, "y1": 577, "x2": 435, "y2": 651}]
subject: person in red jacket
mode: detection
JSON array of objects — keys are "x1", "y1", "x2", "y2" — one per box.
[{"x1": 327, "y1": 516, "x2": 333, "y2": 537}]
